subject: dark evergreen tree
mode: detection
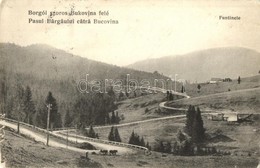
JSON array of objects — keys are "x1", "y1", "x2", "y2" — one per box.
[
  {"x1": 197, "y1": 84, "x2": 201, "y2": 93},
  {"x1": 135, "y1": 134, "x2": 140, "y2": 145},
  {"x1": 182, "y1": 140, "x2": 192, "y2": 155},
  {"x1": 166, "y1": 91, "x2": 170, "y2": 100},
  {"x1": 45, "y1": 92, "x2": 62, "y2": 129},
  {"x1": 23, "y1": 86, "x2": 36, "y2": 124},
  {"x1": 111, "y1": 111, "x2": 116, "y2": 124},
  {"x1": 175, "y1": 129, "x2": 192, "y2": 155},
  {"x1": 64, "y1": 109, "x2": 72, "y2": 127},
  {"x1": 115, "y1": 111, "x2": 120, "y2": 124},
  {"x1": 14, "y1": 82, "x2": 26, "y2": 133},
  {"x1": 88, "y1": 125, "x2": 96, "y2": 138},
  {"x1": 108, "y1": 126, "x2": 115, "y2": 141},
  {"x1": 169, "y1": 92, "x2": 173, "y2": 101},
  {"x1": 140, "y1": 137, "x2": 145, "y2": 147},
  {"x1": 185, "y1": 105, "x2": 195, "y2": 136},
  {"x1": 73, "y1": 95, "x2": 91, "y2": 128},
  {"x1": 0, "y1": 70, "x2": 7, "y2": 115},
  {"x1": 114, "y1": 127, "x2": 121, "y2": 142},
  {"x1": 181, "y1": 85, "x2": 185, "y2": 93},
  {"x1": 107, "y1": 86, "x2": 115, "y2": 97},
  {"x1": 238, "y1": 76, "x2": 241, "y2": 84},
  {"x1": 107, "y1": 126, "x2": 121, "y2": 142},
  {"x1": 176, "y1": 129, "x2": 186, "y2": 143},
  {"x1": 185, "y1": 105, "x2": 205, "y2": 144},
  {"x1": 128, "y1": 130, "x2": 135, "y2": 144},
  {"x1": 119, "y1": 92, "x2": 124, "y2": 100},
  {"x1": 146, "y1": 142, "x2": 151, "y2": 150},
  {"x1": 82, "y1": 128, "x2": 89, "y2": 137},
  {"x1": 191, "y1": 107, "x2": 205, "y2": 143},
  {"x1": 134, "y1": 91, "x2": 137, "y2": 97},
  {"x1": 128, "y1": 131, "x2": 149, "y2": 147}
]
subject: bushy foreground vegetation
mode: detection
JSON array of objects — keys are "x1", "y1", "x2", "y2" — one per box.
[{"x1": 153, "y1": 105, "x2": 230, "y2": 156}]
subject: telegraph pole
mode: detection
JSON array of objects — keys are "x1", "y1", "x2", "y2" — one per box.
[
  {"x1": 175, "y1": 74, "x2": 178, "y2": 92},
  {"x1": 46, "y1": 104, "x2": 52, "y2": 146},
  {"x1": 75, "y1": 124, "x2": 78, "y2": 144},
  {"x1": 66, "y1": 127, "x2": 68, "y2": 149}
]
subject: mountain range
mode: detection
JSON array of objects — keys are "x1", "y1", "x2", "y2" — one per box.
[{"x1": 127, "y1": 47, "x2": 260, "y2": 82}]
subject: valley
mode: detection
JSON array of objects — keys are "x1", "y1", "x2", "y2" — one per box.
[{"x1": 0, "y1": 43, "x2": 259, "y2": 168}]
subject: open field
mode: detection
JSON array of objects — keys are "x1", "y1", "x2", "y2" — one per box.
[
  {"x1": 183, "y1": 75, "x2": 260, "y2": 97},
  {"x1": 166, "y1": 87, "x2": 260, "y2": 113}
]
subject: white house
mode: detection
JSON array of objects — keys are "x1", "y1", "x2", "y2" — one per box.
[{"x1": 209, "y1": 78, "x2": 223, "y2": 84}]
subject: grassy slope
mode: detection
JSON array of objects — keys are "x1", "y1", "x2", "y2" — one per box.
[
  {"x1": 164, "y1": 75, "x2": 260, "y2": 113},
  {"x1": 2, "y1": 129, "x2": 101, "y2": 168},
  {"x1": 166, "y1": 87, "x2": 260, "y2": 113},
  {"x1": 184, "y1": 75, "x2": 260, "y2": 97},
  {"x1": 90, "y1": 151, "x2": 258, "y2": 168},
  {"x1": 3, "y1": 128, "x2": 258, "y2": 168},
  {"x1": 204, "y1": 115, "x2": 260, "y2": 154},
  {"x1": 116, "y1": 93, "x2": 166, "y2": 123}
]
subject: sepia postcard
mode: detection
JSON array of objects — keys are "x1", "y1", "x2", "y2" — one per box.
[{"x1": 0, "y1": 0, "x2": 259, "y2": 167}]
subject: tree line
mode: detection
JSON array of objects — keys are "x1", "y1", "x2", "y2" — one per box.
[
  {"x1": 1, "y1": 78, "x2": 119, "y2": 131},
  {"x1": 128, "y1": 131, "x2": 151, "y2": 150},
  {"x1": 154, "y1": 105, "x2": 207, "y2": 156}
]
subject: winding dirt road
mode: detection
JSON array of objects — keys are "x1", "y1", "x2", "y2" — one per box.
[{"x1": 0, "y1": 120, "x2": 134, "y2": 155}]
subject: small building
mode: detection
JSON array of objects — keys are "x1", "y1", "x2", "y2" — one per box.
[
  {"x1": 223, "y1": 78, "x2": 232, "y2": 82},
  {"x1": 209, "y1": 78, "x2": 223, "y2": 84},
  {"x1": 208, "y1": 113, "x2": 238, "y2": 122},
  {"x1": 224, "y1": 113, "x2": 238, "y2": 122},
  {"x1": 207, "y1": 113, "x2": 224, "y2": 121}
]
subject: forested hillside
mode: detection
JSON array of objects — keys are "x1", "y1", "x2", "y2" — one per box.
[{"x1": 0, "y1": 43, "x2": 167, "y2": 128}]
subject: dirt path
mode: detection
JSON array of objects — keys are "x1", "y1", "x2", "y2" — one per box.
[{"x1": 0, "y1": 120, "x2": 133, "y2": 155}]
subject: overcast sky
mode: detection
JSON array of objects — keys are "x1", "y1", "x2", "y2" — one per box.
[{"x1": 0, "y1": 0, "x2": 259, "y2": 66}]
